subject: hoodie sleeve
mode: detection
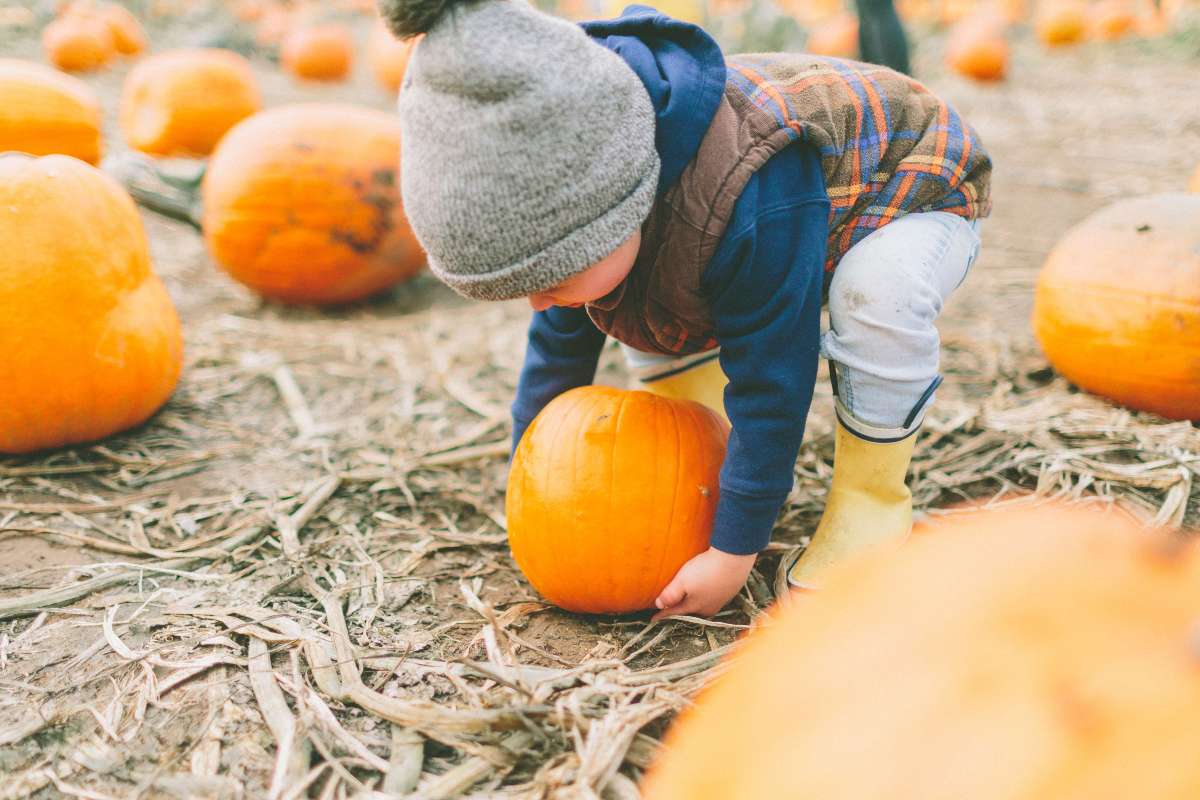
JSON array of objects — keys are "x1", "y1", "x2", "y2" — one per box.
[
  {"x1": 511, "y1": 306, "x2": 607, "y2": 455},
  {"x1": 703, "y1": 143, "x2": 830, "y2": 555}
]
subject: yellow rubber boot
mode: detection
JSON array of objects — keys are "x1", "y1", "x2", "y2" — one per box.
[
  {"x1": 639, "y1": 354, "x2": 729, "y2": 422},
  {"x1": 776, "y1": 417, "x2": 916, "y2": 596}
]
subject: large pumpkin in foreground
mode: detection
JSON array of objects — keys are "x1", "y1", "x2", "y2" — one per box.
[
  {"x1": 120, "y1": 49, "x2": 261, "y2": 157},
  {"x1": 0, "y1": 59, "x2": 102, "y2": 164},
  {"x1": 643, "y1": 505, "x2": 1200, "y2": 799},
  {"x1": 1033, "y1": 193, "x2": 1200, "y2": 420},
  {"x1": 507, "y1": 387, "x2": 729, "y2": 614},
  {"x1": 0, "y1": 154, "x2": 183, "y2": 454},
  {"x1": 202, "y1": 104, "x2": 425, "y2": 304}
]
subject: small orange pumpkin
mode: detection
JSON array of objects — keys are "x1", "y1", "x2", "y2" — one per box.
[
  {"x1": 42, "y1": 14, "x2": 116, "y2": 72},
  {"x1": 642, "y1": 505, "x2": 1200, "y2": 799},
  {"x1": 280, "y1": 23, "x2": 353, "y2": 82},
  {"x1": 506, "y1": 387, "x2": 729, "y2": 614},
  {"x1": 202, "y1": 104, "x2": 426, "y2": 304},
  {"x1": 945, "y1": 12, "x2": 1010, "y2": 81},
  {"x1": 806, "y1": 13, "x2": 859, "y2": 58},
  {"x1": 1032, "y1": 193, "x2": 1200, "y2": 420},
  {"x1": 0, "y1": 153, "x2": 183, "y2": 454},
  {"x1": 64, "y1": 1, "x2": 147, "y2": 56},
  {"x1": 96, "y1": 2, "x2": 146, "y2": 55},
  {"x1": 367, "y1": 20, "x2": 419, "y2": 93},
  {"x1": 1035, "y1": 0, "x2": 1089, "y2": 44},
  {"x1": 120, "y1": 49, "x2": 261, "y2": 157},
  {"x1": 0, "y1": 59, "x2": 103, "y2": 164},
  {"x1": 1091, "y1": 0, "x2": 1137, "y2": 38}
]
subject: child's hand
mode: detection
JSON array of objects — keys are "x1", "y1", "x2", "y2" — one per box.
[{"x1": 652, "y1": 547, "x2": 757, "y2": 622}]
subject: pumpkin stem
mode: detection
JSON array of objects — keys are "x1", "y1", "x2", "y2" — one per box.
[{"x1": 102, "y1": 151, "x2": 204, "y2": 229}]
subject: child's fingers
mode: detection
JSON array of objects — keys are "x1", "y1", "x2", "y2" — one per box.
[
  {"x1": 651, "y1": 603, "x2": 685, "y2": 623},
  {"x1": 651, "y1": 594, "x2": 701, "y2": 622},
  {"x1": 655, "y1": 582, "x2": 687, "y2": 612}
]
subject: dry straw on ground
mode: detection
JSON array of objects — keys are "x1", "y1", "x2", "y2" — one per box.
[{"x1": 1, "y1": 298, "x2": 1195, "y2": 798}]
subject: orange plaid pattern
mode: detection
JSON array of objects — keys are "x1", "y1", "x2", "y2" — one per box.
[{"x1": 727, "y1": 54, "x2": 992, "y2": 271}]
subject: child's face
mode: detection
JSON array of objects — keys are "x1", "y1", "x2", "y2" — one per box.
[{"x1": 528, "y1": 231, "x2": 641, "y2": 312}]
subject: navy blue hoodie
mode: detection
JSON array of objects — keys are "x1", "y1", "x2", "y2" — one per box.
[{"x1": 511, "y1": 7, "x2": 830, "y2": 555}]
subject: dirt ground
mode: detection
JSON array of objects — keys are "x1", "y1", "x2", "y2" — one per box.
[{"x1": 1, "y1": 6, "x2": 1199, "y2": 798}]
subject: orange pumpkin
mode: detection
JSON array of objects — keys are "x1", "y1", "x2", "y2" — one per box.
[
  {"x1": 64, "y1": 1, "x2": 147, "y2": 56},
  {"x1": 202, "y1": 104, "x2": 426, "y2": 304},
  {"x1": 96, "y1": 2, "x2": 146, "y2": 55},
  {"x1": 0, "y1": 59, "x2": 103, "y2": 164},
  {"x1": 1190, "y1": 163, "x2": 1200, "y2": 193},
  {"x1": 120, "y1": 49, "x2": 261, "y2": 157},
  {"x1": 367, "y1": 20, "x2": 418, "y2": 93},
  {"x1": 1035, "y1": 0, "x2": 1089, "y2": 44},
  {"x1": 1033, "y1": 193, "x2": 1200, "y2": 420},
  {"x1": 945, "y1": 12, "x2": 1010, "y2": 81},
  {"x1": 806, "y1": 13, "x2": 859, "y2": 58},
  {"x1": 1091, "y1": 0, "x2": 1137, "y2": 38},
  {"x1": 42, "y1": 14, "x2": 115, "y2": 72},
  {"x1": 643, "y1": 505, "x2": 1200, "y2": 799},
  {"x1": 280, "y1": 23, "x2": 353, "y2": 82},
  {"x1": 506, "y1": 387, "x2": 729, "y2": 614},
  {"x1": 0, "y1": 153, "x2": 183, "y2": 454}
]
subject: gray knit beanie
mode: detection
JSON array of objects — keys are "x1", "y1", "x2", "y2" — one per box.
[{"x1": 379, "y1": 0, "x2": 660, "y2": 301}]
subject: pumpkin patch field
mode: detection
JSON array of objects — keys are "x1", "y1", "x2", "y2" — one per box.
[{"x1": 0, "y1": 1, "x2": 1198, "y2": 797}]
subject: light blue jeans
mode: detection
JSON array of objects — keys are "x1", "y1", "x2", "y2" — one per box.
[{"x1": 623, "y1": 210, "x2": 983, "y2": 437}]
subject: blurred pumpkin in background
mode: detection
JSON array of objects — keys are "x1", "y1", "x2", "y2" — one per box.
[
  {"x1": 1091, "y1": 0, "x2": 1137, "y2": 38},
  {"x1": 367, "y1": 21, "x2": 419, "y2": 93},
  {"x1": 806, "y1": 12, "x2": 859, "y2": 56},
  {"x1": 120, "y1": 49, "x2": 262, "y2": 157},
  {"x1": 281, "y1": 22, "x2": 354, "y2": 81},
  {"x1": 1033, "y1": 193, "x2": 1200, "y2": 421},
  {"x1": 42, "y1": 13, "x2": 115, "y2": 72},
  {"x1": 202, "y1": 104, "x2": 426, "y2": 304},
  {"x1": 0, "y1": 58, "x2": 103, "y2": 164},
  {"x1": 62, "y1": 1, "x2": 147, "y2": 56},
  {"x1": 945, "y1": 10, "x2": 1009, "y2": 81},
  {"x1": 1035, "y1": 0, "x2": 1088, "y2": 44}
]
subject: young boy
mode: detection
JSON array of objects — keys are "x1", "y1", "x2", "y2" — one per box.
[{"x1": 382, "y1": 0, "x2": 990, "y2": 619}]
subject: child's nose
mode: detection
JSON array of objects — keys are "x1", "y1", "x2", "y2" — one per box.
[{"x1": 528, "y1": 294, "x2": 553, "y2": 311}]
